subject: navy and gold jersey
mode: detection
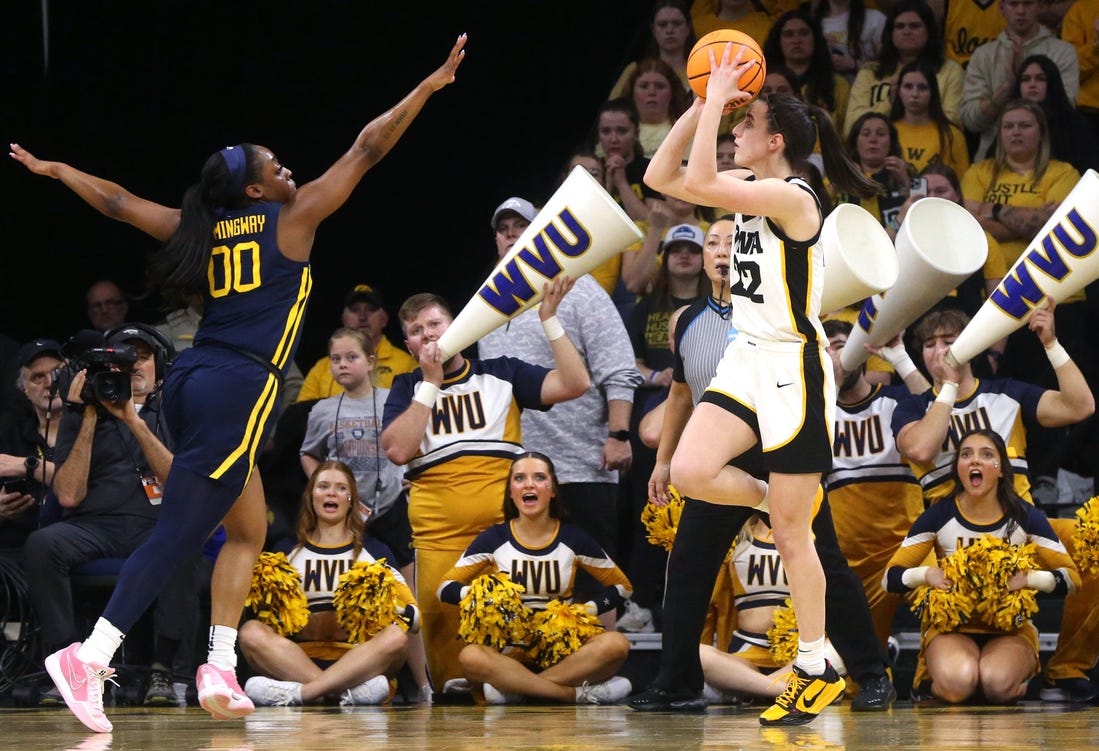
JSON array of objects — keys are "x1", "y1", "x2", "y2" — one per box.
[
  {"x1": 437, "y1": 520, "x2": 632, "y2": 613},
  {"x1": 194, "y1": 202, "x2": 312, "y2": 375},
  {"x1": 383, "y1": 357, "x2": 551, "y2": 551},
  {"x1": 288, "y1": 539, "x2": 413, "y2": 613},
  {"x1": 891, "y1": 379, "x2": 1045, "y2": 504},
  {"x1": 883, "y1": 497, "x2": 1080, "y2": 629}
]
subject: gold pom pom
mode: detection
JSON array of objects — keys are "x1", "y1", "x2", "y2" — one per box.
[
  {"x1": 528, "y1": 600, "x2": 604, "y2": 668},
  {"x1": 458, "y1": 572, "x2": 533, "y2": 649},
  {"x1": 333, "y1": 558, "x2": 409, "y2": 643},
  {"x1": 1073, "y1": 496, "x2": 1099, "y2": 576},
  {"x1": 246, "y1": 552, "x2": 310, "y2": 637},
  {"x1": 767, "y1": 598, "x2": 799, "y2": 666},
  {"x1": 911, "y1": 535, "x2": 1040, "y2": 632},
  {"x1": 641, "y1": 487, "x2": 684, "y2": 552}
]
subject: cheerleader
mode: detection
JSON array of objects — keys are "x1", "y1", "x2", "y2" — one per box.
[
  {"x1": 437, "y1": 452, "x2": 633, "y2": 704},
  {"x1": 241, "y1": 461, "x2": 417, "y2": 706},
  {"x1": 883, "y1": 430, "x2": 1080, "y2": 704}
]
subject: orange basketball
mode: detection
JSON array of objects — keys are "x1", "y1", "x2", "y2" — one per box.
[{"x1": 687, "y1": 29, "x2": 766, "y2": 112}]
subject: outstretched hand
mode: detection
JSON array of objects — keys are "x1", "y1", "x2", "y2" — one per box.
[
  {"x1": 9, "y1": 143, "x2": 56, "y2": 177},
  {"x1": 425, "y1": 34, "x2": 467, "y2": 92}
]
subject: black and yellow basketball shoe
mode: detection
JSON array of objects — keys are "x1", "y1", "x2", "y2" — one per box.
[{"x1": 758, "y1": 664, "x2": 846, "y2": 726}]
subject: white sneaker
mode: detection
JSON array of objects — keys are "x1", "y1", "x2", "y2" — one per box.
[
  {"x1": 616, "y1": 600, "x2": 654, "y2": 633},
  {"x1": 418, "y1": 684, "x2": 434, "y2": 705},
  {"x1": 482, "y1": 682, "x2": 524, "y2": 705},
  {"x1": 442, "y1": 677, "x2": 471, "y2": 695},
  {"x1": 576, "y1": 676, "x2": 632, "y2": 704},
  {"x1": 703, "y1": 682, "x2": 752, "y2": 706},
  {"x1": 340, "y1": 675, "x2": 390, "y2": 706},
  {"x1": 243, "y1": 676, "x2": 302, "y2": 706}
]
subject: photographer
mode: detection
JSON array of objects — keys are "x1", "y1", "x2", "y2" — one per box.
[
  {"x1": 24, "y1": 326, "x2": 201, "y2": 707},
  {"x1": 1, "y1": 339, "x2": 63, "y2": 553}
]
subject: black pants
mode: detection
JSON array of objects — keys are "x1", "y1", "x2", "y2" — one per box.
[
  {"x1": 655, "y1": 495, "x2": 889, "y2": 691},
  {"x1": 25, "y1": 516, "x2": 202, "y2": 654},
  {"x1": 559, "y1": 482, "x2": 620, "y2": 602}
]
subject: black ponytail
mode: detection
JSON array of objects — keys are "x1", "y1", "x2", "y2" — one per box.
[
  {"x1": 762, "y1": 93, "x2": 880, "y2": 199},
  {"x1": 148, "y1": 143, "x2": 260, "y2": 307},
  {"x1": 810, "y1": 105, "x2": 881, "y2": 199}
]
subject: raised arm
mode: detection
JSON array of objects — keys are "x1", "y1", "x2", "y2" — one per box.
[
  {"x1": 10, "y1": 144, "x2": 180, "y2": 241},
  {"x1": 644, "y1": 99, "x2": 706, "y2": 201},
  {"x1": 1031, "y1": 304, "x2": 1096, "y2": 427},
  {"x1": 683, "y1": 46, "x2": 814, "y2": 226},
  {"x1": 280, "y1": 35, "x2": 466, "y2": 243},
  {"x1": 537, "y1": 276, "x2": 592, "y2": 404}
]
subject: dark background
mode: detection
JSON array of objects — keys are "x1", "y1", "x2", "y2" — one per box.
[{"x1": 1, "y1": 1, "x2": 650, "y2": 366}]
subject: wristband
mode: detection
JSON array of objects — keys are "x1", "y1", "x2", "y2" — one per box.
[
  {"x1": 541, "y1": 315, "x2": 566, "y2": 342},
  {"x1": 935, "y1": 381, "x2": 958, "y2": 406},
  {"x1": 647, "y1": 370, "x2": 657, "y2": 382},
  {"x1": 1045, "y1": 340, "x2": 1070, "y2": 369},
  {"x1": 901, "y1": 566, "x2": 929, "y2": 588},
  {"x1": 1025, "y1": 571, "x2": 1057, "y2": 593},
  {"x1": 878, "y1": 344, "x2": 917, "y2": 379},
  {"x1": 413, "y1": 381, "x2": 440, "y2": 408},
  {"x1": 991, "y1": 203, "x2": 1003, "y2": 222}
]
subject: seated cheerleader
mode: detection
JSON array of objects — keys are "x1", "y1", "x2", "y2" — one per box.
[
  {"x1": 700, "y1": 514, "x2": 846, "y2": 705},
  {"x1": 240, "y1": 460, "x2": 418, "y2": 706},
  {"x1": 437, "y1": 451, "x2": 634, "y2": 705},
  {"x1": 883, "y1": 429, "x2": 1080, "y2": 704}
]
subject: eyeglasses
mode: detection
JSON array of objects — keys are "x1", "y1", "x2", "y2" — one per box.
[{"x1": 893, "y1": 21, "x2": 925, "y2": 30}]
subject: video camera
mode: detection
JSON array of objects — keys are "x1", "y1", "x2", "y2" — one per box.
[{"x1": 53, "y1": 331, "x2": 137, "y2": 406}]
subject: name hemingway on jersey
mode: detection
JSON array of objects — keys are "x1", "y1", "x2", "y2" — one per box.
[{"x1": 213, "y1": 215, "x2": 267, "y2": 240}]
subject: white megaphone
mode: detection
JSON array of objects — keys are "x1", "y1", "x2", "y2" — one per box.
[
  {"x1": 820, "y1": 203, "x2": 899, "y2": 315},
  {"x1": 948, "y1": 169, "x2": 1099, "y2": 367},
  {"x1": 436, "y1": 167, "x2": 643, "y2": 360},
  {"x1": 840, "y1": 197, "x2": 988, "y2": 371}
]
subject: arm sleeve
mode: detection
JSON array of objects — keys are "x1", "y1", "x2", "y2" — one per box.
[
  {"x1": 938, "y1": 60, "x2": 965, "y2": 124},
  {"x1": 960, "y1": 46, "x2": 997, "y2": 134},
  {"x1": 882, "y1": 505, "x2": 945, "y2": 593},
  {"x1": 844, "y1": 66, "x2": 877, "y2": 135},
  {"x1": 382, "y1": 372, "x2": 418, "y2": 429},
  {"x1": 1027, "y1": 507, "x2": 1082, "y2": 594},
  {"x1": 435, "y1": 527, "x2": 501, "y2": 603},
  {"x1": 299, "y1": 401, "x2": 329, "y2": 458},
  {"x1": 568, "y1": 277, "x2": 643, "y2": 403},
  {"x1": 1062, "y1": 3, "x2": 1099, "y2": 84}
]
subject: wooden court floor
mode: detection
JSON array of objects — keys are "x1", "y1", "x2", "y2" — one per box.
[{"x1": 5, "y1": 701, "x2": 1098, "y2": 751}]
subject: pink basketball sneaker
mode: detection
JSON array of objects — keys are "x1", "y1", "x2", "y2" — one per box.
[
  {"x1": 196, "y1": 663, "x2": 254, "y2": 720},
  {"x1": 44, "y1": 642, "x2": 116, "y2": 733}
]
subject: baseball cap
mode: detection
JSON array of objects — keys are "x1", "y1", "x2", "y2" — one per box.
[
  {"x1": 18, "y1": 338, "x2": 63, "y2": 367},
  {"x1": 105, "y1": 325, "x2": 161, "y2": 353},
  {"x1": 662, "y1": 224, "x2": 705, "y2": 251},
  {"x1": 490, "y1": 197, "x2": 537, "y2": 230},
  {"x1": 344, "y1": 283, "x2": 385, "y2": 310}
]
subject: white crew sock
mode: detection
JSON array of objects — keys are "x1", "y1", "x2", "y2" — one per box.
[
  {"x1": 78, "y1": 618, "x2": 125, "y2": 667},
  {"x1": 796, "y1": 634, "x2": 827, "y2": 676},
  {"x1": 207, "y1": 625, "x2": 238, "y2": 671}
]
